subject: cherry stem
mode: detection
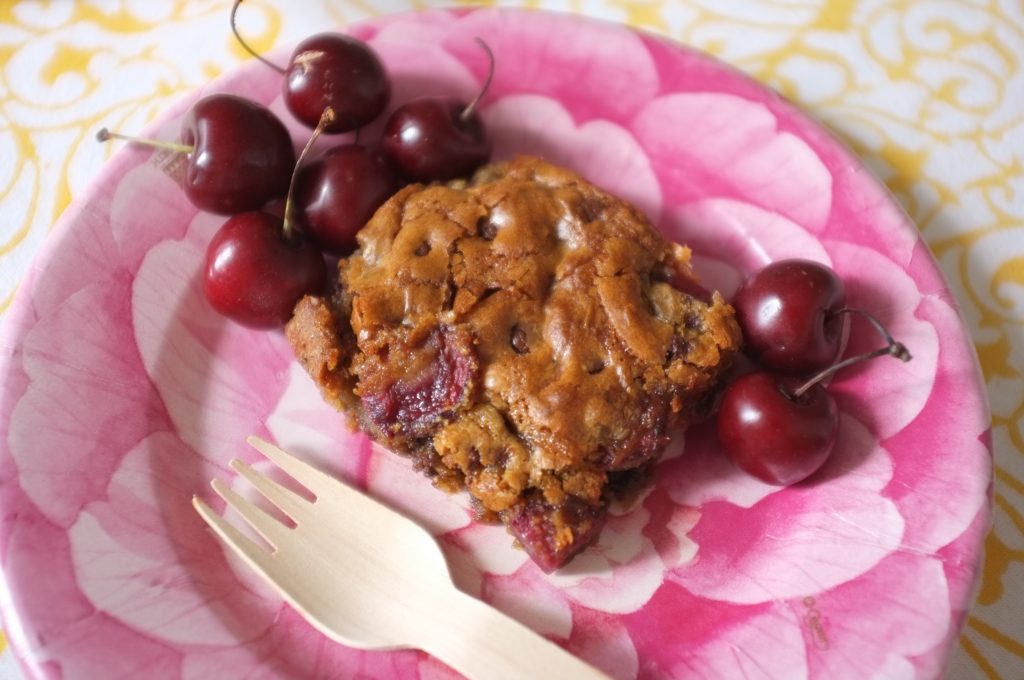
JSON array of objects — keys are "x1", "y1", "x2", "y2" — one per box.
[
  {"x1": 231, "y1": 0, "x2": 286, "y2": 74},
  {"x1": 282, "y1": 107, "x2": 334, "y2": 241},
  {"x1": 460, "y1": 37, "x2": 495, "y2": 124},
  {"x1": 95, "y1": 128, "x2": 193, "y2": 154},
  {"x1": 790, "y1": 307, "x2": 912, "y2": 399}
]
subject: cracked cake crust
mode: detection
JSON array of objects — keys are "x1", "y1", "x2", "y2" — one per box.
[{"x1": 286, "y1": 156, "x2": 742, "y2": 571}]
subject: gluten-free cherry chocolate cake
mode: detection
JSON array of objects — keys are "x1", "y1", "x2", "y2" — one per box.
[{"x1": 286, "y1": 156, "x2": 742, "y2": 572}]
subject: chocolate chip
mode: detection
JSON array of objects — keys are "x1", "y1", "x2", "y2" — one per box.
[
  {"x1": 510, "y1": 325, "x2": 529, "y2": 354},
  {"x1": 587, "y1": 361, "x2": 606, "y2": 375},
  {"x1": 496, "y1": 448, "x2": 513, "y2": 468},
  {"x1": 467, "y1": 447, "x2": 483, "y2": 473},
  {"x1": 414, "y1": 241, "x2": 431, "y2": 256},
  {"x1": 666, "y1": 337, "x2": 692, "y2": 363},
  {"x1": 578, "y1": 196, "x2": 606, "y2": 223},
  {"x1": 684, "y1": 311, "x2": 703, "y2": 330},
  {"x1": 478, "y1": 215, "x2": 498, "y2": 240},
  {"x1": 651, "y1": 263, "x2": 673, "y2": 283}
]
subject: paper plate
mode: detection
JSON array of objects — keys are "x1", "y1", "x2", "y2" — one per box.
[{"x1": 0, "y1": 8, "x2": 990, "y2": 679}]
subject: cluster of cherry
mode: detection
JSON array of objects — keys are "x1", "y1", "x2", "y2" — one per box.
[
  {"x1": 717, "y1": 260, "x2": 911, "y2": 485},
  {"x1": 99, "y1": 0, "x2": 493, "y2": 328}
]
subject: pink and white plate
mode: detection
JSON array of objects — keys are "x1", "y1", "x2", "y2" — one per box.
[{"x1": 0, "y1": 8, "x2": 991, "y2": 679}]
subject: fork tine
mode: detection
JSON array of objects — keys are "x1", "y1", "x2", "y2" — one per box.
[
  {"x1": 192, "y1": 496, "x2": 287, "y2": 601},
  {"x1": 230, "y1": 458, "x2": 311, "y2": 523},
  {"x1": 192, "y1": 495, "x2": 273, "y2": 562},
  {"x1": 246, "y1": 435, "x2": 342, "y2": 498},
  {"x1": 210, "y1": 478, "x2": 291, "y2": 550}
]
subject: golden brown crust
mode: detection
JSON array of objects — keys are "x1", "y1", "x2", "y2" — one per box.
[
  {"x1": 287, "y1": 156, "x2": 742, "y2": 568},
  {"x1": 286, "y1": 295, "x2": 359, "y2": 417}
]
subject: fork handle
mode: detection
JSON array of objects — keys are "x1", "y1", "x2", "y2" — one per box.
[{"x1": 415, "y1": 586, "x2": 614, "y2": 680}]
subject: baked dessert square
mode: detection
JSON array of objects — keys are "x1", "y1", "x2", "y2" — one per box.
[{"x1": 286, "y1": 156, "x2": 741, "y2": 571}]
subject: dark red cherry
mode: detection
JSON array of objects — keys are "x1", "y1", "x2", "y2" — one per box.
[
  {"x1": 733, "y1": 259, "x2": 846, "y2": 376},
  {"x1": 718, "y1": 303, "x2": 911, "y2": 486},
  {"x1": 717, "y1": 372, "x2": 839, "y2": 486},
  {"x1": 231, "y1": 2, "x2": 389, "y2": 134},
  {"x1": 382, "y1": 98, "x2": 490, "y2": 182},
  {"x1": 284, "y1": 33, "x2": 389, "y2": 133},
  {"x1": 381, "y1": 38, "x2": 494, "y2": 182},
  {"x1": 292, "y1": 144, "x2": 398, "y2": 256},
  {"x1": 97, "y1": 94, "x2": 295, "y2": 215},
  {"x1": 181, "y1": 94, "x2": 295, "y2": 214},
  {"x1": 203, "y1": 211, "x2": 326, "y2": 328}
]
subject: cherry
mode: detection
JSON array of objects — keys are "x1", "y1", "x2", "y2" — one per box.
[
  {"x1": 717, "y1": 305, "x2": 911, "y2": 485},
  {"x1": 180, "y1": 95, "x2": 296, "y2": 213},
  {"x1": 202, "y1": 110, "x2": 341, "y2": 328},
  {"x1": 231, "y1": 0, "x2": 389, "y2": 133},
  {"x1": 360, "y1": 326, "x2": 479, "y2": 439},
  {"x1": 292, "y1": 144, "x2": 398, "y2": 256},
  {"x1": 381, "y1": 39, "x2": 494, "y2": 182},
  {"x1": 203, "y1": 211, "x2": 326, "y2": 328},
  {"x1": 717, "y1": 373, "x2": 839, "y2": 485},
  {"x1": 733, "y1": 259, "x2": 846, "y2": 376},
  {"x1": 284, "y1": 34, "x2": 390, "y2": 133},
  {"x1": 507, "y1": 497, "x2": 605, "y2": 573},
  {"x1": 97, "y1": 93, "x2": 295, "y2": 215}
]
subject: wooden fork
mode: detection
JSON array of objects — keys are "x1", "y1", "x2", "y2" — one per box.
[{"x1": 193, "y1": 436, "x2": 613, "y2": 680}]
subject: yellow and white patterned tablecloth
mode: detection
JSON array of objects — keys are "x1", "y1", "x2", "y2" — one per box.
[{"x1": 0, "y1": 1, "x2": 1020, "y2": 678}]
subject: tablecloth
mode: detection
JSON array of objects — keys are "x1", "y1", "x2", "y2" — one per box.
[{"x1": 0, "y1": 1, "x2": 1020, "y2": 678}]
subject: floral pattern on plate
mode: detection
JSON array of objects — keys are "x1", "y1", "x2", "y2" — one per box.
[{"x1": 0, "y1": 8, "x2": 990, "y2": 679}]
